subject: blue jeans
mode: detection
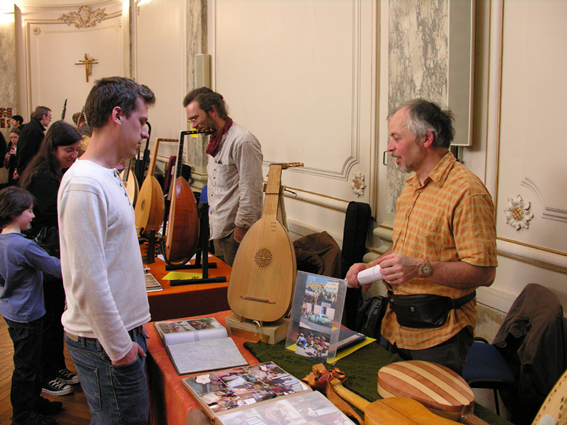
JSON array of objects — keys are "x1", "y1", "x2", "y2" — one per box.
[
  {"x1": 65, "y1": 327, "x2": 149, "y2": 425},
  {"x1": 5, "y1": 316, "x2": 44, "y2": 422}
]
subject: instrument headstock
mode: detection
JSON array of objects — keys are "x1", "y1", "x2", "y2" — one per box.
[{"x1": 273, "y1": 162, "x2": 304, "y2": 169}]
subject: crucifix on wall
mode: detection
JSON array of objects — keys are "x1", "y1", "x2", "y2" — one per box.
[{"x1": 75, "y1": 53, "x2": 98, "y2": 82}]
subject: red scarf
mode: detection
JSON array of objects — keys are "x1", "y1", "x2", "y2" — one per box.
[{"x1": 206, "y1": 118, "x2": 233, "y2": 157}]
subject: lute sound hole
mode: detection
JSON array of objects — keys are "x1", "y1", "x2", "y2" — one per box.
[{"x1": 255, "y1": 248, "x2": 273, "y2": 268}]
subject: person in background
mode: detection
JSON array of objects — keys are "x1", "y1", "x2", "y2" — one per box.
[
  {"x1": 0, "y1": 186, "x2": 62, "y2": 425},
  {"x1": 4, "y1": 128, "x2": 20, "y2": 187},
  {"x1": 11, "y1": 115, "x2": 24, "y2": 129},
  {"x1": 20, "y1": 121, "x2": 82, "y2": 398},
  {"x1": 16, "y1": 106, "x2": 52, "y2": 179},
  {"x1": 346, "y1": 99, "x2": 497, "y2": 375},
  {"x1": 58, "y1": 77, "x2": 155, "y2": 424},
  {"x1": 183, "y1": 87, "x2": 263, "y2": 266}
]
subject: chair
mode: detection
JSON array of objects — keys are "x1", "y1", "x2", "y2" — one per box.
[
  {"x1": 462, "y1": 337, "x2": 515, "y2": 416},
  {"x1": 463, "y1": 283, "x2": 565, "y2": 423}
]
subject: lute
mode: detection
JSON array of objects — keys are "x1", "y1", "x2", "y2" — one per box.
[
  {"x1": 162, "y1": 131, "x2": 200, "y2": 263},
  {"x1": 228, "y1": 162, "x2": 303, "y2": 323},
  {"x1": 378, "y1": 360, "x2": 489, "y2": 425},
  {"x1": 121, "y1": 158, "x2": 139, "y2": 206},
  {"x1": 134, "y1": 138, "x2": 165, "y2": 237},
  {"x1": 306, "y1": 364, "x2": 460, "y2": 425}
]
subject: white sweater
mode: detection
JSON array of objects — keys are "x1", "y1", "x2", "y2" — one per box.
[{"x1": 58, "y1": 160, "x2": 150, "y2": 361}]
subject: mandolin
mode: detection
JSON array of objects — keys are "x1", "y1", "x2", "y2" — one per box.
[
  {"x1": 162, "y1": 131, "x2": 199, "y2": 263},
  {"x1": 134, "y1": 138, "x2": 165, "y2": 237},
  {"x1": 377, "y1": 360, "x2": 489, "y2": 425},
  {"x1": 228, "y1": 162, "x2": 303, "y2": 323}
]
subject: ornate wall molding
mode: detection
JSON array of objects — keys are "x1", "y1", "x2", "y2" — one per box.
[
  {"x1": 521, "y1": 177, "x2": 567, "y2": 223},
  {"x1": 59, "y1": 6, "x2": 107, "y2": 28}
]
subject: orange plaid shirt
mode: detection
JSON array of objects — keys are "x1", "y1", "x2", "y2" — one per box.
[{"x1": 381, "y1": 151, "x2": 498, "y2": 350}]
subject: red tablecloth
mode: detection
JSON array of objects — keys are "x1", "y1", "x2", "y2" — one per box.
[
  {"x1": 146, "y1": 310, "x2": 259, "y2": 425},
  {"x1": 145, "y1": 252, "x2": 231, "y2": 321}
]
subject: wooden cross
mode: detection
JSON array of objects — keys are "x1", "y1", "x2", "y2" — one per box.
[{"x1": 75, "y1": 53, "x2": 98, "y2": 82}]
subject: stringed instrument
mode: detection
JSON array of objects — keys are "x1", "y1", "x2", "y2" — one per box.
[
  {"x1": 122, "y1": 158, "x2": 139, "y2": 206},
  {"x1": 378, "y1": 360, "x2": 489, "y2": 425},
  {"x1": 134, "y1": 138, "x2": 165, "y2": 237},
  {"x1": 330, "y1": 376, "x2": 461, "y2": 425},
  {"x1": 228, "y1": 162, "x2": 303, "y2": 323},
  {"x1": 161, "y1": 131, "x2": 200, "y2": 263}
]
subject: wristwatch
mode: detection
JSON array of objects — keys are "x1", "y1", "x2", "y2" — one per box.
[{"x1": 420, "y1": 260, "x2": 433, "y2": 278}]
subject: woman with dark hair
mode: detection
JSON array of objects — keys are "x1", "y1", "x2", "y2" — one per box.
[
  {"x1": 19, "y1": 120, "x2": 82, "y2": 397},
  {"x1": 3, "y1": 127, "x2": 21, "y2": 187}
]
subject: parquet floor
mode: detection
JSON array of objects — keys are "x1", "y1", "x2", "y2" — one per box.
[{"x1": 0, "y1": 316, "x2": 91, "y2": 425}]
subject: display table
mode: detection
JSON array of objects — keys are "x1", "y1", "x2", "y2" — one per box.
[
  {"x1": 144, "y1": 252, "x2": 231, "y2": 321},
  {"x1": 146, "y1": 310, "x2": 258, "y2": 425},
  {"x1": 145, "y1": 310, "x2": 513, "y2": 425}
]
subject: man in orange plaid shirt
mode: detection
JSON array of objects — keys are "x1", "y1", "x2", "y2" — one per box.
[{"x1": 347, "y1": 99, "x2": 497, "y2": 374}]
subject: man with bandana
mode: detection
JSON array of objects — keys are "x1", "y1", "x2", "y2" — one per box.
[{"x1": 184, "y1": 88, "x2": 263, "y2": 266}]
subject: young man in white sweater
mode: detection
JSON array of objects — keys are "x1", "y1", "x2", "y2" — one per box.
[{"x1": 58, "y1": 77, "x2": 155, "y2": 424}]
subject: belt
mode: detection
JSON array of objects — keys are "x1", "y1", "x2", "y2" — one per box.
[
  {"x1": 66, "y1": 325, "x2": 145, "y2": 342},
  {"x1": 128, "y1": 325, "x2": 144, "y2": 339}
]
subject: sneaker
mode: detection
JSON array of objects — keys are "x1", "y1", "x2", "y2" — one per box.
[
  {"x1": 12, "y1": 411, "x2": 58, "y2": 425},
  {"x1": 41, "y1": 378, "x2": 73, "y2": 396},
  {"x1": 56, "y1": 368, "x2": 80, "y2": 385},
  {"x1": 36, "y1": 396, "x2": 63, "y2": 415}
]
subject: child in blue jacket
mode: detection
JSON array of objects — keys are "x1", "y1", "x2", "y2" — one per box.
[{"x1": 0, "y1": 187, "x2": 62, "y2": 425}]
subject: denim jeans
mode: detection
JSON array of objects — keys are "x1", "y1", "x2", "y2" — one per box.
[
  {"x1": 5, "y1": 316, "x2": 44, "y2": 422},
  {"x1": 65, "y1": 327, "x2": 149, "y2": 425},
  {"x1": 40, "y1": 275, "x2": 66, "y2": 383}
]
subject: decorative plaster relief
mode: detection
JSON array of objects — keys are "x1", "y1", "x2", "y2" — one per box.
[
  {"x1": 351, "y1": 172, "x2": 366, "y2": 197},
  {"x1": 32, "y1": 27, "x2": 41, "y2": 36},
  {"x1": 59, "y1": 6, "x2": 107, "y2": 28},
  {"x1": 521, "y1": 177, "x2": 567, "y2": 223},
  {"x1": 504, "y1": 194, "x2": 534, "y2": 231}
]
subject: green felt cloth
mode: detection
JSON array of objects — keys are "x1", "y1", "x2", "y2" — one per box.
[{"x1": 244, "y1": 340, "x2": 513, "y2": 425}]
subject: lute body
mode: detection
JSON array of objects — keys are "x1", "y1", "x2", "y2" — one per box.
[
  {"x1": 228, "y1": 162, "x2": 302, "y2": 323},
  {"x1": 378, "y1": 360, "x2": 489, "y2": 425},
  {"x1": 329, "y1": 377, "x2": 461, "y2": 425},
  {"x1": 162, "y1": 132, "x2": 199, "y2": 263},
  {"x1": 134, "y1": 138, "x2": 165, "y2": 237},
  {"x1": 122, "y1": 158, "x2": 139, "y2": 206}
]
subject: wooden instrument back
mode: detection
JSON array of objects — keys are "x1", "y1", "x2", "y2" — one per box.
[
  {"x1": 329, "y1": 377, "x2": 461, "y2": 425},
  {"x1": 122, "y1": 158, "x2": 139, "y2": 206},
  {"x1": 162, "y1": 132, "x2": 199, "y2": 263},
  {"x1": 228, "y1": 163, "x2": 302, "y2": 323},
  {"x1": 378, "y1": 360, "x2": 488, "y2": 425},
  {"x1": 134, "y1": 138, "x2": 165, "y2": 237}
]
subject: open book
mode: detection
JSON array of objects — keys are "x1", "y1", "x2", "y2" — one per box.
[
  {"x1": 155, "y1": 317, "x2": 247, "y2": 375},
  {"x1": 183, "y1": 362, "x2": 353, "y2": 424}
]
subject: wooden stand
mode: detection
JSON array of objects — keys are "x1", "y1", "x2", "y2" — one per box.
[{"x1": 225, "y1": 313, "x2": 289, "y2": 345}]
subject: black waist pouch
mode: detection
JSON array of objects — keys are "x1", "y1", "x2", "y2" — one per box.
[{"x1": 389, "y1": 291, "x2": 476, "y2": 329}]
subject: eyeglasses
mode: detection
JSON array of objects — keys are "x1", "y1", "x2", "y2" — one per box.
[{"x1": 187, "y1": 110, "x2": 205, "y2": 124}]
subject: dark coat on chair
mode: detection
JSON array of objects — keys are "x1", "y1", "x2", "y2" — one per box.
[{"x1": 492, "y1": 283, "x2": 566, "y2": 425}]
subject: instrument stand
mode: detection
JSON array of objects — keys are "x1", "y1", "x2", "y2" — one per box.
[
  {"x1": 225, "y1": 313, "x2": 290, "y2": 345},
  {"x1": 165, "y1": 202, "x2": 227, "y2": 285},
  {"x1": 144, "y1": 231, "x2": 157, "y2": 264}
]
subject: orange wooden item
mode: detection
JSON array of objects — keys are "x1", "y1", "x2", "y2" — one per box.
[
  {"x1": 378, "y1": 360, "x2": 489, "y2": 425},
  {"x1": 162, "y1": 134, "x2": 199, "y2": 263},
  {"x1": 135, "y1": 138, "x2": 165, "y2": 236},
  {"x1": 228, "y1": 162, "x2": 302, "y2": 323}
]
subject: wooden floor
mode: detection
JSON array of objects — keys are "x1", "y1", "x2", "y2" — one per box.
[{"x1": 0, "y1": 316, "x2": 91, "y2": 425}]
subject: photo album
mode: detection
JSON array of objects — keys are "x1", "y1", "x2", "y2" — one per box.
[
  {"x1": 285, "y1": 271, "x2": 374, "y2": 363},
  {"x1": 154, "y1": 317, "x2": 247, "y2": 375},
  {"x1": 183, "y1": 361, "x2": 355, "y2": 424}
]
